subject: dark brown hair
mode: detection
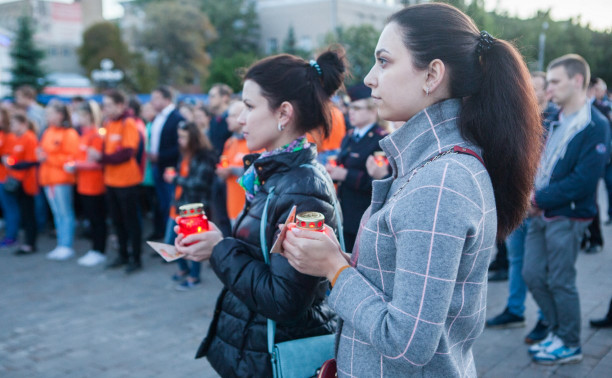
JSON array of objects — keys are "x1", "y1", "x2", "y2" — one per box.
[
  {"x1": 243, "y1": 47, "x2": 348, "y2": 137},
  {"x1": 389, "y1": 3, "x2": 542, "y2": 239},
  {"x1": 104, "y1": 89, "x2": 127, "y2": 105},
  {"x1": 548, "y1": 54, "x2": 590, "y2": 90},
  {"x1": 0, "y1": 108, "x2": 10, "y2": 133},
  {"x1": 15, "y1": 85, "x2": 36, "y2": 100},
  {"x1": 11, "y1": 112, "x2": 36, "y2": 133},
  {"x1": 47, "y1": 100, "x2": 73, "y2": 129},
  {"x1": 178, "y1": 121, "x2": 212, "y2": 156}
]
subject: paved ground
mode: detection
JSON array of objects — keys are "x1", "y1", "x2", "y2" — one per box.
[{"x1": 1, "y1": 191, "x2": 612, "y2": 377}]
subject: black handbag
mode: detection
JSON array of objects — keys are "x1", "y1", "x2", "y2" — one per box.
[{"x1": 4, "y1": 176, "x2": 20, "y2": 193}]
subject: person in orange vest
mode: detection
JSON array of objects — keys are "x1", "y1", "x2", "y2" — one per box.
[
  {"x1": 0, "y1": 107, "x2": 19, "y2": 247},
  {"x1": 4, "y1": 113, "x2": 39, "y2": 255},
  {"x1": 38, "y1": 101, "x2": 79, "y2": 261},
  {"x1": 215, "y1": 101, "x2": 262, "y2": 222},
  {"x1": 307, "y1": 102, "x2": 346, "y2": 164},
  {"x1": 97, "y1": 90, "x2": 143, "y2": 274},
  {"x1": 73, "y1": 101, "x2": 107, "y2": 267}
]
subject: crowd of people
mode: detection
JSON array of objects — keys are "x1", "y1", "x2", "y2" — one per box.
[{"x1": 2, "y1": 2, "x2": 612, "y2": 376}]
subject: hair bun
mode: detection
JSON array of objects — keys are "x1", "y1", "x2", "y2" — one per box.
[{"x1": 315, "y1": 46, "x2": 349, "y2": 96}]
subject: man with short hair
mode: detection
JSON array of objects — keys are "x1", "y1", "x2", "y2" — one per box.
[
  {"x1": 523, "y1": 54, "x2": 611, "y2": 365},
  {"x1": 207, "y1": 83, "x2": 233, "y2": 157},
  {"x1": 14, "y1": 85, "x2": 46, "y2": 135},
  {"x1": 148, "y1": 86, "x2": 183, "y2": 240}
]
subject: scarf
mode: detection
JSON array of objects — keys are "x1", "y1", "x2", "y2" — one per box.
[
  {"x1": 238, "y1": 136, "x2": 310, "y2": 201},
  {"x1": 535, "y1": 101, "x2": 591, "y2": 190}
]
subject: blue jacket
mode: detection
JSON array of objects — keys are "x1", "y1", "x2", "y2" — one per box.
[{"x1": 535, "y1": 105, "x2": 611, "y2": 218}]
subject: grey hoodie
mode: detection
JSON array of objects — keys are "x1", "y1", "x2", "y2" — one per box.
[{"x1": 328, "y1": 99, "x2": 496, "y2": 377}]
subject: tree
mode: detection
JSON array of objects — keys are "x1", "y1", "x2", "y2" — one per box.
[
  {"x1": 137, "y1": 1, "x2": 217, "y2": 86},
  {"x1": 8, "y1": 16, "x2": 46, "y2": 93},
  {"x1": 206, "y1": 52, "x2": 259, "y2": 92},
  {"x1": 77, "y1": 21, "x2": 131, "y2": 77},
  {"x1": 324, "y1": 24, "x2": 380, "y2": 86}
]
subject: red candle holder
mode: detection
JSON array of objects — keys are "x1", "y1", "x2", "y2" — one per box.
[
  {"x1": 288, "y1": 211, "x2": 325, "y2": 232},
  {"x1": 373, "y1": 151, "x2": 388, "y2": 167},
  {"x1": 218, "y1": 155, "x2": 229, "y2": 168},
  {"x1": 177, "y1": 203, "x2": 209, "y2": 245}
]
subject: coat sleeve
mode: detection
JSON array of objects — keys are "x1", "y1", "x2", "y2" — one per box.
[
  {"x1": 328, "y1": 161, "x2": 485, "y2": 365},
  {"x1": 158, "y1": 114, "x2": 181, "y2": 164},
  {"x1": 174, "y1": 153, "x2": 215, "y2": 197},
  {"x1": 535, "y1": 122, "x2": 610, "y2": 210},
  {"x1": 209, "y1": 180, "x2": 336, "y2": 321}
]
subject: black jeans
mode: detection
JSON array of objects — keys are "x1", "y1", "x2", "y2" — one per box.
[
  {"x1": 106, "y1": 185, "x2": 142, "y2": 264},
  {"x1": 81, "y1": 194, "x2": 107, "y2": 253},
  {"x1": 16, "y1": 186, "x2": 36, "y2": 249}
]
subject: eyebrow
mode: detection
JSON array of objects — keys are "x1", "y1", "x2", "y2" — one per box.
[{"x1": 375, "y1": 49, "x2": 390, "y2": 57}]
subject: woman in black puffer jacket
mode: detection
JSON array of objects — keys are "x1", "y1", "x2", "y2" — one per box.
[{"x1": 174, "y1": 48, "x2": 348, "y2": 377}]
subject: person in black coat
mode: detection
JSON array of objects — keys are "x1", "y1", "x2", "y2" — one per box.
[
  {"x1": 148, "y1": 86, "x2": 184, "y2": 239},
  {"x1": 173, "y1": 49, "x2": 348, "y2": 377},
  {"x1": 327, "y1": 84, "x2": 387, "y2": 252}
]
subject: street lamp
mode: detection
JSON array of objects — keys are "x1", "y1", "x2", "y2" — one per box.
[{"x1": 537, "y1": 21, "x2": 549, "y2": 72}]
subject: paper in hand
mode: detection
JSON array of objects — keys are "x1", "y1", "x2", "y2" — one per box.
[
  {"x1": 270, "y1": 205, "x2": 297, "y2": 254},
  {"x1": 147, "y1": 241, "x2": 185, "y2": 262}
]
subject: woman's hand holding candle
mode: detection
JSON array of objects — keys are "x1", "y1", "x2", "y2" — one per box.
[
  {"x1": 282, "y1": 225, "x2": 349, "y2": 281},
  {"x1": 174, "y1": 220, "x2": 223, "y2": 262}
]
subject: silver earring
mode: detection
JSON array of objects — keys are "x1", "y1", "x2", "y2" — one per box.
[
  {"x1": 425, "y1": 86, "x2": 430, "y2": 96},
  {"x1": 277, "y1": 122, "x2": 284, "y2": 132}
]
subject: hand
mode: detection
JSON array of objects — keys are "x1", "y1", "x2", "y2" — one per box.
[
  {"x1": 282, "y1": 225, "x2": 348, "y2": 280},
  {"x1": 527, "y1": 203, "x2": 542, "y2": 217},
  {"x1": 327, "y1": 166, "x2": 348, "y2": 182},
  {"x1": 149, "y1": 154, "x2": 158, "y2": 164},
  {"x1": 163, "y1": 170, "x2": 176, "y2": 183},
  {"x1": 63, "y1": 162, "x2": 76, "y2": 173},
  {"x1": 215, "y1": 166, "x2": 231, "y2": 180},
  {"x1": 366, "y1": 155, "x2": 389, "y2": 179},
  {"x1": 35, "y1": 147, "x2": 47, "y2": 162},
  {"x1": 87, "y1": 147, "x2": 101, "y2": 162},
  {"x1": 174, "y1": 220, "x2": 223, "y2": 262}
]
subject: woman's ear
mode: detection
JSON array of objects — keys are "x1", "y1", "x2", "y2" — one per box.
[
  {"x1": 423, "y1": 59, "x2": 447, "y2": 96},
  {"x1": 277, "y1": 101, "x2": 294, "y2": 128}
]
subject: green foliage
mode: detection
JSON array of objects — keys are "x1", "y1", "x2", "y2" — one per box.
[
  {"x1": 324, "y1": 24, "x2": 380, "y2": 86},
  {"x1": 205, "y1": 52, "x2": 259, "y2": 92},
  {"x1": 137, "y1": 0, "x2": 217, "y2": 86},
  {"x1": 77, "y1": 21, "x2": 131, "y2": 76},
  {"x1": 8, "y1": 16, "x2": 46, "y2": 93},
  {"x1": 124, "y1": 52, "x2": 159, "y2": 94}
]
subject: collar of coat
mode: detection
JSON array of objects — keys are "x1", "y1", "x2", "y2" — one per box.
[
  {"x1": 380, "y1": 98, "x2": 481, "y2": 178},
  {"x1": 242, "y1": 144, "x2": 318, "y2": 182}
]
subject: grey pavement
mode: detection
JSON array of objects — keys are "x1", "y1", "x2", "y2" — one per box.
[{"x1": 2, "y1": 189, "x2": 612, "y2": 377}]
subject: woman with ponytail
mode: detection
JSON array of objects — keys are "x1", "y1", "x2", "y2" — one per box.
[
  {"x1": 173, "y1": 49, "x2": 346, "y2": 376},
  {"x1": 282, "y1": 3, "x2": 542, "y2": 376}
]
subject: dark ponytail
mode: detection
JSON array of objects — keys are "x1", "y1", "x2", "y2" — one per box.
[
  {"x1": 244, "y1": 47, "x2": 348, "y2": 138},
  {"x1": 389, "y1": 3, "x2": 542, "y2": 239}
]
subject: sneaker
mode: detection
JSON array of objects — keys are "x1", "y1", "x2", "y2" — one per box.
[
  {"x1": 533, "y1": 344, "x2": 582, "y2": 365},
  {"x1": 47, "y1": 246, "x2": 75, "y2": 261},
  {"x1": 175, "y1": 279, "x2": 201, "y2": 291},
  {"x1": 0, "y1": 238, "x2": 17, "y2": 248},
  {"x1": 585, "y1": 244, "x2": 602, "y2": 254},
  {"x1": 106, "y1": 256, "x2": 128, "y2": 269},
  {"x1": 125, "y1": 262, "x2": 142, "y2": 274},
  {"x1": 77, "y1": 250, "x2": 107, "y2": 267},
  {"x1": 172, "y1": 270, "x2": 189, "y2": 282},
  {"x1": 525, "y1": 319, "x2": 549, "y2": 344},
  {"x1": 486, "y1": 307, "x2": 525, "y2": 328},
  {"x1": 13, "y1": 246, "x2": 36, "y2": 255},
  {"x1": 528, "y1": 332, "x2": 557, "y2": 355}
]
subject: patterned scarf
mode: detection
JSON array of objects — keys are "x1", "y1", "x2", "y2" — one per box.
[{"x1": 238, "y1": 136, "x2": 310, "y2": 201}]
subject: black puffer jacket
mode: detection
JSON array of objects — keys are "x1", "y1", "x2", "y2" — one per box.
[{"x1": 196, "y1": 145, "x2": 340, "y2": 377}]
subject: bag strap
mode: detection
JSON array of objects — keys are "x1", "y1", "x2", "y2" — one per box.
[{"x1": 260, "y1": 187, "x2": 277, "y2": 355}]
